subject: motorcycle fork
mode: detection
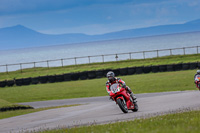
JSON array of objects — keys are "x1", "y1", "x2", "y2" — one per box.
[
  {"x1": 122, "y1": 97, "x2": 126, "y2": 105},
  {"x1": 116, "y1": 96, "x2": 126, "y2": 104}
]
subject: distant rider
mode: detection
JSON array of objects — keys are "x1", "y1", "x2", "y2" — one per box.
[
  {"x1": 106, "y1": 71, "x2": 137, "y2": 103},
  {"x1": 194, "y1": 70, "x2": 200, "y2": 89}
]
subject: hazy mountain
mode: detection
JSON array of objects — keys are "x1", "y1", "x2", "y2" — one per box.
[{"x1": 0, "y1": 19, "x2": 200, "y2": 50}]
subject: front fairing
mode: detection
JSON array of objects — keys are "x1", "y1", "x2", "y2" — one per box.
[
  {"x1": 110, "y1": 83, "x2": 129, "y2": 101},
  {"x1": 195, "y1": 75, "x2": 200, "y2": 81}
]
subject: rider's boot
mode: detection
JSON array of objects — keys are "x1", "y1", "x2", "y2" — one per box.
[
  {"x1": 130, "y1": 92, "x2": 138, "y2": 110},
  {"x1": 130, "y1": 92, "x2": 137, "y2": 103},
  {"x1": 126, "y1": 86, "x2": 137, "y2": 103}
]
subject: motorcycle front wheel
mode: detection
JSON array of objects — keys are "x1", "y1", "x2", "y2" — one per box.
[{"x1": 117, "y1": 98, "x2": 128, "y2": 113}]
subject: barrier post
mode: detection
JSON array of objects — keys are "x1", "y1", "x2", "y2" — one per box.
[
  {"x1": 47, "y1": 61, "x2": 49, "y2": 69},
  {"x1": 33, "y1": 62, "x2": 36, "y2": 71},
  {"x1": 88, "y1": 56, "x2": 90, "y2": 64},
  {"x1": 6, "y1": 64, "x2": 8, "y2": 74},
  {"x1": 157, "y1": 50, "x2": 159, "y2": 57},
  {"x1": 115, "y1": 54, "x2": 118, "y2": 61},
  {"x1": 75, "y1": 57, "x2": 77, "y2": 65},
  {"x1": 183, "y1": 47, "x2": 185, "y2": 55},
  {"x1": 170, "y1": 49, "x2": 172, "y2": 55},
  {"x1": 197, "y1": 46, "x2": 199, "y2": 54},
  {"x1": 20, "y1": 63, "x2": 22, "y2": 73},
  {"x1": 143, "y1": 51, "x2": 145, "y2": 59},
  {"x1": 102, "y1": 55, "x2": 104, "y2": 63},
  {"x1": 129, "y1": 53, "x2": 132, "y2": 60},
  {"x1": 61, "y1": 59, "x2": 63, "y2": 67}
]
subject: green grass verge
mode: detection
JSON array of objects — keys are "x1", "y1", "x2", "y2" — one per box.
[
  {"x1": 0, "y1": 69, "x2": 197, "y2": 103},
  {"x1": 1, "y1": 54, "x2": 200, "y2": 81},
  {"x1": 0, "y1": 104, "x2": 81, "y2": 119},
  {"x1": 38, "y1": 109, "x2": 200, "y2": 133}
]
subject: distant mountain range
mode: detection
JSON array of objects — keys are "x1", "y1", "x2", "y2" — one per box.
[{"x1": 1, "y1": 19, "x2": 200, "y2": 50}]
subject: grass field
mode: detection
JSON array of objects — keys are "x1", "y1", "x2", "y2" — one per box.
[
  {"x1": 38, "y1": 109, "x2": 200, "y2": 133},
  {"x1": 0, "y1": 69, "x2": 197, "y2": 103},
  {"x1": 1, "y1": 54, "x2": 200, "y2": 81}
]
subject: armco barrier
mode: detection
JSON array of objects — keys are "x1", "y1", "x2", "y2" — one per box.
[
  {"x1": 182, "y1": 63, "x2": 190, "y2": 70},
  {"x1": 1, "y1": 62, "x2": 200, "y2": 87},
  {"x1": 127, "y1": 67, "x2": 135, "y2": 75},
  {"x1": 119, "y1": 68, "x2": 128, "y2": 75},
  {"x1": 7, "y1": 80, "x2": 15, "y2": 87},
  {"x1": 95, "y1": 70, "x2": 104, "y2": 78},
  {"x1": 39, "y1": 76, "x2": 48, "y2": 83},
  {"x1": 55, "y1": 75, "x2": 64, "y2": 82},
  {"x1": 79, "y1": 72, "x2": 88, "y2": 80},
  {"x1": 159, "y1": 65, "x2": 167, "y2": 72},
  {"x1": 71, "y1": 73, "x2": 80, "y2": 80},
  {"x1": 64, "y1": 73, "x2": 72, "y2": 81},
  {"x1": 31, "y1": 77, "x2": 40, "y2": 84},
  {"x1": 88, "y1": 71, "x2": 96, "y2": 79},
  {"x1": 190, "y1": 62, "x2": 198, "y2": 69},
  {"x1": 143, "y1": 66, "x2": 152, "y2": 73},
  {"x1": 23, "y1": 78, "x2": 32, "y2": 85},
  {"x1": 113, "y1": 69, "x2": 120, "y2": 76},
  {"x1": 135, "y1": 67, "x2": 143, "y2": 74},
  {"x1": 166, "y1": 65, "x2": 174, "y2": 71},
  {"x1": 151, "y1": 65, "x2": 159, "y2": 73},
  {"x1": 0, "y1": 106, "x2": 33, "y2": 112},
  {"x1": 0, "y1": 80, "x2": 7, "y2": 87},
  {"x1": 15, "y1": 79, "x2": 23, "y2": 86},
  {"x1": 174, "y1": 63, "x2": 182, "y2": 71},
  {"x1": 48, "y1": 75, "x2": 56, "y2": 83},
  {"x1": 103, "y1": 69, "x2": 112, "y2": 77}
]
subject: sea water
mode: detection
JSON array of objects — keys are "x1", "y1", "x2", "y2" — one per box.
[{"x1": 0, "y1": 32, "x2": 200, "y2": 72}]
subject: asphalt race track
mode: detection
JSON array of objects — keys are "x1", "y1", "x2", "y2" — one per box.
[{"x1": 0, "y1": 90, "x2": 200, "y2": 133}]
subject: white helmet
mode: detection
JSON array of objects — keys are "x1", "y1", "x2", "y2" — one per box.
[{"x1": 197, "y1": 70, "x2": 200, "y2": 74}]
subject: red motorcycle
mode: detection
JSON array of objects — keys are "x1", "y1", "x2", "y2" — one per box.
[
  {"x1": 195, "y1": 75, "x2": 200, "y2": 90},
  {"x1": 109, "y1": 83, "x2": 138, "y2": 113}
]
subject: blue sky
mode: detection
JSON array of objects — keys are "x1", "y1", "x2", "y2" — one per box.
[{"x1": 0, "y1": 0, "x2": 200, "y2": 35}]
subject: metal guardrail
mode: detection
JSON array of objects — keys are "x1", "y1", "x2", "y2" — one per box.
[{"x1": 0, "y1": 46, "x2": 199, "y2": 73}]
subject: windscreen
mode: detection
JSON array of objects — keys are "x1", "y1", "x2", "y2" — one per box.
[
  {"x1": 110, "y1": 83, "x2": 119, "y2": 92},
  {"x1": 196, "y1": 75, "x2": 200, "y2": 80}
]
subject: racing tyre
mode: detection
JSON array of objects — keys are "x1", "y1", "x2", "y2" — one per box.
[{"x1": 117, "y1": 98, "x2": 128, "y2": 113}]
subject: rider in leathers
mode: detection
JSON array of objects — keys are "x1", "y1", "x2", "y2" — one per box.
[
  {"x1": 194, "y1": 70, "x2": 200, "y2": 89},
  {"x1": 106, "y1": 71, "x2": 137, "y2": 103}
]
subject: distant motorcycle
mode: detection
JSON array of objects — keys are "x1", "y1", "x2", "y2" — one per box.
[
  {"x1": 109, "y1": 83, "x2": 138, "y2": 113},
  {"x1": 195, "y1": 75, "x2": 200, "y2": 91}
]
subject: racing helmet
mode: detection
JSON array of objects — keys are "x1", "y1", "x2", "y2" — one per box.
[
  {"x1": 107, "y1": 71, "x2": 115, "y2": 82},
  {"x1": 197, "y1": 70, "x2": 200, "y2": 74}
]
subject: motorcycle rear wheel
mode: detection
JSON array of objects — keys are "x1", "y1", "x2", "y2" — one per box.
[{"x1": 117, "y1": 98, "x2": 128, "y2": 113}]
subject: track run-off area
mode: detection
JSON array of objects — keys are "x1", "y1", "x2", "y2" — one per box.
[{"x1": 0, "y1": 90, "x2": 200, "y2": 133}]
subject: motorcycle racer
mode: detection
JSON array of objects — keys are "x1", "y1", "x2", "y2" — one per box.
[
  {"x1": 194, "y1": 70, "x2": 200, "y2": 89},
  {"x1": 106, "y1": 71, "x2": 137, "y2": 103}
]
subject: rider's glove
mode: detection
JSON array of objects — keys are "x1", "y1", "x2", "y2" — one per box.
[{"x1": 122, "y1": 83, "x2": 126, "y2": 88}]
